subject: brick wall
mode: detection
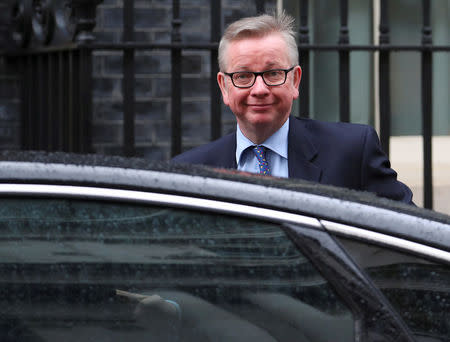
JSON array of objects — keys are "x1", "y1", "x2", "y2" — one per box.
[
  {"x1": 0, "y1": 0, "x2": 276, "y2": 159},
  {"x1": 92, "y1": 0, "x2": 276, "y2": 160},
  {"x1": 0, "y1": 0, "x2": 20, "y2": 150}
]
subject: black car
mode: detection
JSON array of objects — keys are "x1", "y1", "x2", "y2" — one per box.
[{"x1": 0, "y1": 151, "x2": 449, "y2": 342}]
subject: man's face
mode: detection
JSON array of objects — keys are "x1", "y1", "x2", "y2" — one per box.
[{"x1": 217, "y1": 33, "x2": 301, "y2": 141}]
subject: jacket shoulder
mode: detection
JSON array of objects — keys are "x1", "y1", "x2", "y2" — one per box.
[
  {"x1": 294, "y1": 116, "x2": 372, "y2": 135},
  {"x1": 171, "y1": 132, "x2": 236, "y2": 168}
]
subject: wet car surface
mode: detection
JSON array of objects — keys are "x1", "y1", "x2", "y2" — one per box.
[{"x1": 0, "y1": 151, "x2": 449, "y2": 342}]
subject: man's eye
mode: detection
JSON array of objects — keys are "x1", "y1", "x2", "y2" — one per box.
[
  {"x1": 235, "y1": 73, "x2": 252, "y2": 80},
  {"x1": 266, "y1": 70, "x2": 283, "y2": 77}
]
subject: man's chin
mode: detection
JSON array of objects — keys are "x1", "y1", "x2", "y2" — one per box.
[
  {"x1": 237, "y1": 112, "x2": 287, "y2": 131},
  {"x1": 247, "y1": 112, "x2": 274, "y2": 124},
  {"x1": 248, "y1": 112, "x2": 288, "y2": 128}
]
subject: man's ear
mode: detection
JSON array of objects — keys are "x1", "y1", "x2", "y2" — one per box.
[
  {"x1": 217, "y1": 72, "x2": 229, "y2": 106},
  {"x1": 293, "y1": 66, "x2": 302, "y2": 89},
  {"x1": 292, "y1": 66, "x2": 302, "y2": 99}
]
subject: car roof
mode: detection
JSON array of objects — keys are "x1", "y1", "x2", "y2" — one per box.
[{"x1": 1, "y1": 151, "x2": 449, "y2": 252}]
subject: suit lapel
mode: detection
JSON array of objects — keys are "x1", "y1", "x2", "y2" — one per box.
[
  {"x1": 222, "y1": 132, "x2": 238, "y2": 169},
  {"x1": 288, "y1": 117, "x2": 322, "y2": 182}
]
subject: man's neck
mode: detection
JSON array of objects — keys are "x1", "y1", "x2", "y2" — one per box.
[{"x1": 238, "y1": 119, "x2": 289, "y2": 145}]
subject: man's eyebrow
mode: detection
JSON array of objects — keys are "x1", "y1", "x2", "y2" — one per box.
[
  {"x1": 233, "y1": 66, "x2": 251, "y2": 71},
  {"x1": 232, "y1": 63, "x2": 280, "y2": 71}
]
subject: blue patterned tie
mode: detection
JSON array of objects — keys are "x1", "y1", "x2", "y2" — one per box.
[{"x1": 253, "y1": 146, "x2": 270, "y2": 175}]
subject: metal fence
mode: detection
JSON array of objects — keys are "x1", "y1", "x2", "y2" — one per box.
[{"x1": 2, "y1": 0, "x2": 449, "y2": 209}]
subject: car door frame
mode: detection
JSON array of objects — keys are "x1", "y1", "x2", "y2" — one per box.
[{"x1": 0, "y1": 182, "x2": 421, "y2": 341}]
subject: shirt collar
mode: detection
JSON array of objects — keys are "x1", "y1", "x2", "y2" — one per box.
[{"x1": 236, "y1": 117, "x2": 289, "y2": 165}]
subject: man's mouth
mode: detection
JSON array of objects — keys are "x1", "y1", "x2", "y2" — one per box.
[{"x1": 247, "y1": 103, "x2": 273, "y2": 109}]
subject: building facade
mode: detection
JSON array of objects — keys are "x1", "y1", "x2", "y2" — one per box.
[{"x1": 0, "y1": 0, "x2": 449, "y2": 210}]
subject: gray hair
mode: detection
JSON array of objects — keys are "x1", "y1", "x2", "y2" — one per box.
[{"x1": 218, "y1": 12, "x2": 299, "y2": 72}]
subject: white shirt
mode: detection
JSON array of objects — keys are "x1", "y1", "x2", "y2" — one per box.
[{"x1": 235, "y1": 118, "x2": 289, "y2": 178}]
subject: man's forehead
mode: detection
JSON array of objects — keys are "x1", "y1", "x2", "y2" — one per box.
[
  {"x1": 231, "y1": 61, "x2": 280, "y2": 71},
  {"x1": 230, "y1": 33, "x2": 285, "y2": 47},
  {"x1": 227, "y1": 50, "x2": 289, "y2": 71}
]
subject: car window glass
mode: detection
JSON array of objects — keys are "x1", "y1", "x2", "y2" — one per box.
[
  {"x1": 0, "y1": 198, "x2": 353, "y2": 342},
  {"x1": 336, "y1": 237, "x2": 450, "y2": 342}
]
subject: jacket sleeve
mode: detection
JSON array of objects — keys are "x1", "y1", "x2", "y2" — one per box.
[{"x1": 360, "y1": 126, "x2": 414, "y2": 204}]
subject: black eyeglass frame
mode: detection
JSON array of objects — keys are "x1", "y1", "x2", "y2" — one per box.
[{"x1": 224, "y1": 66, "x2": 296, "y2": 88}]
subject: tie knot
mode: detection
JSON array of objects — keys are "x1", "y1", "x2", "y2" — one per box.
[{"x1": 253, "y1": 146, "x2": 270, "y2": 175}]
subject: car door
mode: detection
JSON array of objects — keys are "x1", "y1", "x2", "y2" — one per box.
[
  {"x1": 321, "y1": 220, "x2": 450, "y2": 342},
  {"x1": 0, "y1": 183, "x2": 417, "y2": 341}
]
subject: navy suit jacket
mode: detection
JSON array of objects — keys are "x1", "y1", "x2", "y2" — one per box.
[{"x1": 172, "y1": 116, "x2": 413, "y2": 204}]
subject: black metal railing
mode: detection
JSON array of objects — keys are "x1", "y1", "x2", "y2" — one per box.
[
  {"x1": 5, "y1": 0, "x2": 101, "y2": 153},
  {"x1": 1, "y1": 0, "x2": 449, "y2": 209}
]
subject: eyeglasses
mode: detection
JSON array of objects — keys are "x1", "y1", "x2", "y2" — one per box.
[{"x1": 224, "y1": 66, "x2": 295, "y2": 88}]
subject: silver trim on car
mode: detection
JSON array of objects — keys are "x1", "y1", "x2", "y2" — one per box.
[
  {"x1": 0, "y1": 183, "x2": 320, "y2": 228},
  {"x1": 2, "y1": 183, "x2": 449, "y2": 264},
  {"x1": 321, "y1": 220, "x2": 450, "y2": 264},
  {"x1": 3, "y1": 162, "x2": 450, "y2": 253}
]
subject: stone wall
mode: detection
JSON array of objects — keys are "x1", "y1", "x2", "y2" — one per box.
[
  {"x1": 0, "y1": 0, "x2": 276, "y2": 159},
  {"x1": 92, "y1": 0, "x2": 275, "y2": 159},
  {"x1": 0, "y1": 0, "x2": 20, "y2": 150}
]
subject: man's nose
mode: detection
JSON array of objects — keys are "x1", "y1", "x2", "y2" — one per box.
[{"x1": 250, "y1": 75, "x2": 269, "y2": 94}]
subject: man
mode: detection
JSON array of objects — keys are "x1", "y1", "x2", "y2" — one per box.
[{"x1": 172, "y1": 13, "x2": 413, "y2": 204}]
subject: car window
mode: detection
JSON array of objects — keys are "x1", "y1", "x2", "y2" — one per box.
[
  {"x1": 336, "y1": 237, "x2": 450, "y2": 342},
  {"x1": 0, "y1": 197, "x2": 354, "y2": 342}
]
